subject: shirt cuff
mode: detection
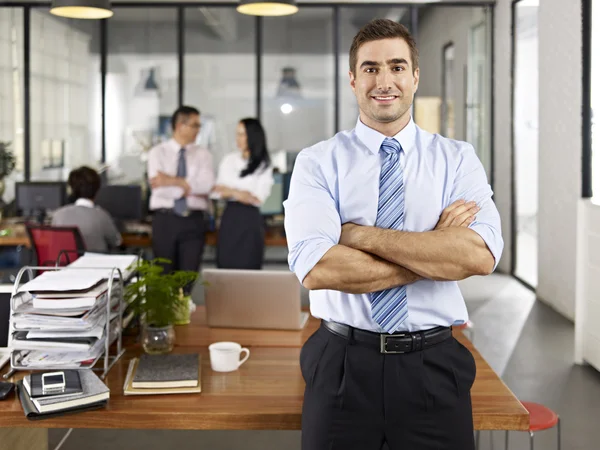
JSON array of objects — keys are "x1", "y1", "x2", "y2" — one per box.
[
  {"x1": 469, "y1": 222, "x2": 503, "y2": 271},
  {"x1": 289, "y1": 238, "x2": 337, "y2": 284}
]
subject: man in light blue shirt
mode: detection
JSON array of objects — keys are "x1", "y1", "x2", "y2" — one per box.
[{"x1": 284, "y1": 19, "x2": 502, "y2": 450}]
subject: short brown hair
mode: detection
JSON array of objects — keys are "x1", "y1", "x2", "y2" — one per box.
[
  {"x1": 349, "y1": 19, "x2": 419, "y2": 75},
  {"x1": 68, "y1": 166, "x2": 101, "y2": 200}
]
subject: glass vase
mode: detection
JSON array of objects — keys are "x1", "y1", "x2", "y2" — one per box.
[{"x1": 142, "y1": 324, "x2": 175, "y2": 354}]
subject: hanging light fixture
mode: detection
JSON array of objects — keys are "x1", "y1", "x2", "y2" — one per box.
[
  {"x1": 50, "y1": 0, "x2": 113, "y2": 19},
  {"x1": 236, "y1": 0, "x2": 298, "y2": 17}
]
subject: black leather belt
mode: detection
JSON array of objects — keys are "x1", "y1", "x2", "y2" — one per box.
[
  {"x1": 322, "y1": 320, "x2": 452, "y2": 354},
  {"x1": 155, "y1": 208, "x2": 205, "y2": 218}
]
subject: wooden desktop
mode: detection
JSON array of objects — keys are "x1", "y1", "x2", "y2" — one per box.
[
  {"x1": 0, "y1": 221, "x2": 288, "y2": 249},
  {"x1": 0, "y1": 307, "x2": 529, "y2": 450}
]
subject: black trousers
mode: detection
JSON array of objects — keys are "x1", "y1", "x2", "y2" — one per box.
[
  {"x1": 300, "y1": 324, "x2": 477, "y2": 450},
  {"x1": 151, "y1": 210, "x2": 205, "y2": 277},
  {"x1": 217, "y1": 201, "x2": 265, "y2": 270}
]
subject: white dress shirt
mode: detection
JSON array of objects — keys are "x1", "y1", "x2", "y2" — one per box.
[
  {"x1": 284, "y1": 117, "x2": 504, "y2": 332},
  {"x1": 213, "y1": 152, "x2": 274, "y2": 205},
  {"x1": 147, "y1": 139, "x2": 215, "y2": 211}
]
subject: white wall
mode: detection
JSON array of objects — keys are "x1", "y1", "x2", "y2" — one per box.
[
  {"x1": 575, "y1": 201, "x2": 600, "y2": 370},
  {"x1": 493, "y1": 0, "x2": 513, "y2": 275},
  {"x1": 0, "y1": 7, "x2": 25, "y2": 201},
  {"x1": 494, "y1": 0, "x2": 583, "y2": 319},
  {"x1": 29, "y1": 11, "x2": 99, "y2": 181},
  {"x1": 536, "y1": 0, "x2": 582, "y2": 320}
]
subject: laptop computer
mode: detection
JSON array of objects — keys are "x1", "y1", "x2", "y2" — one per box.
[
  {"x1": 0, "y1": 285, "x2": 13, "y2": 371},
  {"x1": 202, "y1": 269, "x2": 309, "y2": 330}
]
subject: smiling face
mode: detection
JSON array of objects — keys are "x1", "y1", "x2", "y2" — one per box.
[{"x1": 350, "y1": 38, "x2": 419, "y2": 135}]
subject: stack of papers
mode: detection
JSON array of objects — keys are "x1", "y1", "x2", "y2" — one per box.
[{"x1": 9, "y1": 253, "x2": 134, "y2": 369}]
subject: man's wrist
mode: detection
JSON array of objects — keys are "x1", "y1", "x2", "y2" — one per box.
[{"x1": 351, "y1": 225, "x2": 372, "y2": 252}]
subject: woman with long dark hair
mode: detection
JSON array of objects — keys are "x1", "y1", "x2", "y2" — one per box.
[{"x1": 212, "y1": 118, "x2": 273, "y2": 269}]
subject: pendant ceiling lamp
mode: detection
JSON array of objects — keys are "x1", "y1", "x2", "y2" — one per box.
[
  {"x1": 50, "y1": 0, "x2": 113, "y2": 19},
  {"x1": 236, "y1": 0, "x2": 298, "y2": 17}
]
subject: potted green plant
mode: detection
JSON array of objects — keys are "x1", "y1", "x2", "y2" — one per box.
[
  {"x1": 0, "y1": 142, "x2": 16, "y2": 201},
  {"x1": 124, "y1": 258, "x2": 199, "y2": 354}
]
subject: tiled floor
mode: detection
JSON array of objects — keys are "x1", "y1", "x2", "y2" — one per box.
[{"x1": 47, "y1": 272, "x2": 600, "y2": 450}]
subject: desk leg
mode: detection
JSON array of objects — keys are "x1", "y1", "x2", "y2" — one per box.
[{"x1": 0, "y1": 428, "x2": 48, "y2": 450}]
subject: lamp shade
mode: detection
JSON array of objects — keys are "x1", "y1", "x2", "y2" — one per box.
[
  {"x1": 236, "y1": 0, "x2": 298, "y2": 17},
  {"x1": 50, "y1": 0, "x2": 113, "y2": 19}
]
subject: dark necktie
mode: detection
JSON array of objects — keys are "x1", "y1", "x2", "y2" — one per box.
[{"x1": 173, "y1": 148, "x2": 188, "y2": 216}]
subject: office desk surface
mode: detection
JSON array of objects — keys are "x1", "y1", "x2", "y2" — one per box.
[
  {"x1": 0, "y1": 308, "x2": 528, "y2": 431},
  {"x1": 0, "y1": 223, "x2": 287, "y2": 248}
]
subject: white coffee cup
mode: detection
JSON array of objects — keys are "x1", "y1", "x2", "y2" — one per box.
[{"x1": 209, "y1": 342, "x2": 250, "y2": 372}]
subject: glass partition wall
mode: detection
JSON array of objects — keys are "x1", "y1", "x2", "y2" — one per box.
[{"x1": 0, "y1": 4, "x2": 494, "y2": 198}]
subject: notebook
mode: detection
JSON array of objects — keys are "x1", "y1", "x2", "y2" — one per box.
[
  {"x1": 22, "y1": 369, "x2": 109, "y2": 414},
  {"x1": 28, "y1": 370, "x2": 82, "y2": 398},
  {"x1": 18, "y1": 380, "x2": 107, "y2": 421},
  {"x1": 123, "y1": 357, "x2": 202, "y2": 396},
  {"x1": 132, "y1": 353, "x2": 199, "y2": 389}
]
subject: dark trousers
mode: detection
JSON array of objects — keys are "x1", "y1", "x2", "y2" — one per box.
[
  {"x1": 216, "y1": 202, "x2": 265, "y2": 270},
  {"x1": 151, "y1": 210, "x2": 205, "y2": 277},
  {"x1": 300, "y1": 324, "x2": 477, "y2": 450}
]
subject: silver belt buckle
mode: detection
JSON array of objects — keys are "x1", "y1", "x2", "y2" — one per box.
[{"x1": 380, "y1": 333, "x2": 408, "y2": 354}]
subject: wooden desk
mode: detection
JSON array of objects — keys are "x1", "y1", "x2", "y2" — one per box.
[
  {"x1": 0, "y1": 224, "x2": 287, "y2": 249},
  {"x1": 0, "y1": 309, "x2": 528, "y2": 447}
]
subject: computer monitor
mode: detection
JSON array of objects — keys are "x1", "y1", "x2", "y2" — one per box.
[
  {"x1": 282, "y1": 172, "x2": 292, "y2": 202},
  {"x1": 94, "y1": 184, "x2": 144, "y2": 222},
  {"x1": 260, "y1": 172, "x2": 284, "y2": 216},
  {"x1": 15, "y1": 182, "x2": 67, "y2": 222}
]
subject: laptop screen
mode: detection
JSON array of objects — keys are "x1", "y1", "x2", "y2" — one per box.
[{"x1": 0, "y1": 292, "x2": 10, "y2": 348}]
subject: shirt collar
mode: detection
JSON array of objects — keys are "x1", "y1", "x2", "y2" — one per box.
[
  {"x1": 168, "y1": 138, "x2": 192, "y2": 152},
  {"x1": 355, "y1": 116, "x2": 417, "y2": 155},
  {"x1": 75, "y1": 198, "x2": 94, "y2": 208}
]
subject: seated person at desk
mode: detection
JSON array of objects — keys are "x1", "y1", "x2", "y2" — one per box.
[
  {"x1": 212, "y1": 118, "x2": 274, "y2": 269},
  {"x1": 51, "y1": 166, "x2": 122, "y2": 253}
]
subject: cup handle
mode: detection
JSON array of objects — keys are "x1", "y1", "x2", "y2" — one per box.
[{"x1": 238, "y1": 348, "x2": 250, "y2": 367}]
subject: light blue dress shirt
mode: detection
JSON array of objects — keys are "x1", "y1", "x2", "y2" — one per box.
[{"x1": 283, "y1": 117, "x2": 503, "y2": 332}]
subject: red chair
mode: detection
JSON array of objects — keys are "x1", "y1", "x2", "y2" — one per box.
[
  {"x1": 505, "y1": 401, "x2": 561, "y2": 450},
  {"x1": 26, "y1": 225, "x2": 86, "y2": 267}
]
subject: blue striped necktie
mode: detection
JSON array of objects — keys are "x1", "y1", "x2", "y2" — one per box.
[
  {"x1": 173, "y1": 148, "x2": 188, "y2": 216},
  {"x1": 370, "y1": 137, "x2": 408, "y2": 333}
]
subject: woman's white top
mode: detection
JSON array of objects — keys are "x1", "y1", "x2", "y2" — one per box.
[{"x1": 213, "y1": 152, "x2": 274, "y2": 205}]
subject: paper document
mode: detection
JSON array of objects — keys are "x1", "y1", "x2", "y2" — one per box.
[
  {"x1": 18, "y1": 270, "x2": 105, "y2": 293},
  {"x1": 67, "y1": 253, "x2": 139, "y2": 279}
]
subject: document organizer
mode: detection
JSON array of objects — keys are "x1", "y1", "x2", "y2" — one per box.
[{"x1": 4, "y1": 264, "x2": 127, "y2": 380}]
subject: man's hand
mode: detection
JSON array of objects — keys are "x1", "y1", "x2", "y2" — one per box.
[
  {"x1": 150, "y1": 171, "x2": 190, "y2": 196},
  {"x1": 434, "y1": 200, "x2": 480, "y2": 230},
  {"x1": 212, "y1": 185, "x2": 233, "y2": 197},
  {"x1": 234, "y1": 190, "x2": 261, "y2": 205}
]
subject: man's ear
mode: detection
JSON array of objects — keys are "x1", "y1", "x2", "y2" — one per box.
[
  {"x1": 413, "y1": 67, "x2": 420, "y2": 93},
  {"x1": 349, "y1": 70, "x2": 356, "y2": 94}
]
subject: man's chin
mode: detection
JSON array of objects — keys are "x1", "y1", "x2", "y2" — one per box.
[{"x1": 372, "y1": 112, "x2": 403, "y2": 123}]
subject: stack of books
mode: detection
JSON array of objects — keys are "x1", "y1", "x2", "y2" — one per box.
[
  {"x1": 17, "y1": 369, "x2": 110, "y2": 420},
  {"x1": 123, "y1": 353, "x2": 201, "y2": 395}
]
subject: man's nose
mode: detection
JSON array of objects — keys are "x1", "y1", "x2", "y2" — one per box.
[{"x1": 376, "y1": 70, "x2": 393, "y2": 91}]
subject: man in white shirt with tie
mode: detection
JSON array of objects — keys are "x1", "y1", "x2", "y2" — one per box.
[
  {"x1": 147, "y1": 106, "x2": 215, "y2": 278},
  {"x1": 284, "y1": 19, "x2": 503, "y2": 450}
]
